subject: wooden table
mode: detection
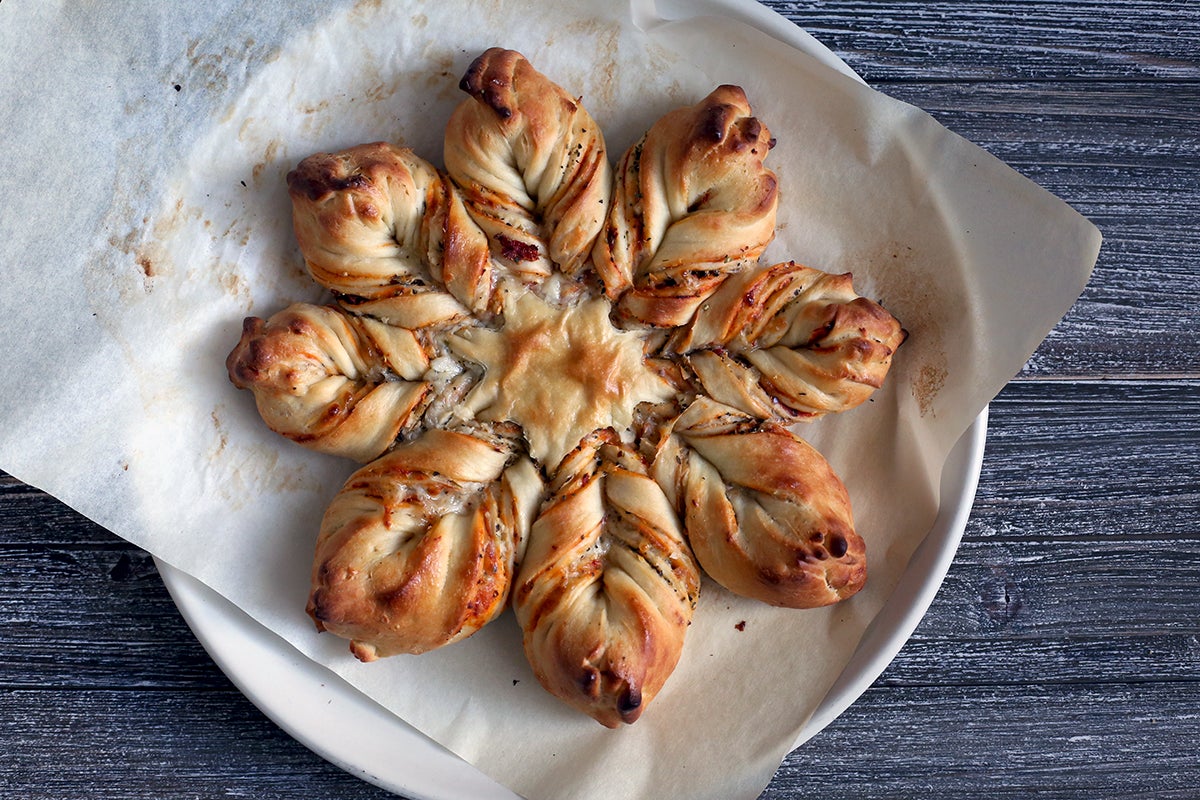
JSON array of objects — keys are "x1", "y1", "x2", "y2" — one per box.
[{"x1": 2, "y1": 2, "x2": 1197, "y2": 797}]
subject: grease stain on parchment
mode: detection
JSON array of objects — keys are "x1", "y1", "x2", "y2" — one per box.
[
  {"x1": 561, "y1": 18, "x2": 622, "y2": 111},
  {"x1": 912, "y1": 363, "x2": 947, "y2": 417},
  {"x1": 352, "y1": 0, "x2": 385, "y2": 16},
  {"x1": 251, "y1": 139, "x2": 282, "y2": 186},
  {"x1": 208, "y1": 404, "x2": 326, "y2": 508},
  {"x1": 105, "y1": 198, "x2": 203, "y2": 297},
  {"x1": 185, "y1": 36, "x2": 261, "y2": 96},
  {"x1": 299, "y1": 99, "x2": 331, "y2": 116},
  {"x1": 421, "y1": 48, "x2": 465, "y2": 108},
  {"x1": 209, "y1": 408, "x2": 229, "y2": 460},
  {"x1": 217, "y1": 263, "x2": 253, "y2": 307},
  {"x1": 845, "y1": 240, "x2": 949, "y2": 418},
  {"x1": 645, "y1": 41, "x2": 686, "y2": 105},
  {"x1": 91, "y1": 173, "x2": 265, "y2": 397}
]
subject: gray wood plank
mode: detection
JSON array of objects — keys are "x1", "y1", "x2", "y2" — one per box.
[
  {"x1": 762, "y1": 0, "x2": 1200, "y2": 82},
  {"x1": 0, "y1": 687, "x2": 395, "y2": 800},
  {"x1": 865, "y1": 81, "x2": 1200, "y2": 378},
  {"x1": 5, "y1": 681, "x2": 1197, "y2": 799},
  {"x1": 888, "y1": 539, "x2": 1200, "y2": 686},
  {"x1": 768, "y1": 682, "x2": 1200, "y2": 799},
  {"x1": 0, "y1": 473, "x2": 117, "y2": 546},
  {"x1": 0, "y1": 543, "x2": 222, "y2": 689},
  {"x1": 972, "y1": 381, "x2": 1200, "y2": 539}
]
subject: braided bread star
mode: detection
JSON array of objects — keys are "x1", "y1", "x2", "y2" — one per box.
[{"x1": 226, "y1": 48, "x2": 904, "y2": 726}]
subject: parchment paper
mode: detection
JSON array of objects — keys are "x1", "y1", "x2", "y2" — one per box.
[{"x1": 0, "y1": 1, "x2": 1101, "y2": 799}]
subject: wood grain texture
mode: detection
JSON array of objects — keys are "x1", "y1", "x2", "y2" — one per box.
[
  {"x1": 0, "y1": 688, "x2": 396, "y2": 800},
  {"x1": 870, "y1": 82, "x2": 1200, "y2": 378},
  {"x1": 970, "y1": 382, "x2": 1200, "y2": 539},
  {"x1": 0, "y1": 543, "x2": 219, "y2": 689},
  {"x1": 2, "y1": 1, "x2": 1197, "y2": 798},
  {"x1": 766, "y1": 684, "x2": 1200, "y2": 799},
  {"x1": 768, "y1": 1, "x2": 1200, "y2": 82}
]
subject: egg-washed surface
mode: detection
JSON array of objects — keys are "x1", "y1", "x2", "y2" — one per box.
[
  {"x1": 227, "y1": 46, "x2": 905, "y2": 730},
  {"x1": 447, "y1": 291, "x2": 675, "y2": 469}
]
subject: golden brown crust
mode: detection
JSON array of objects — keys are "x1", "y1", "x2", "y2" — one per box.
[
  {"x1": 513, "y1": 430, "x2": 699, "y2": 726},
  {"x1": 653, "y1": 397, "x2": 864, "y2": 608},
  {"x1": 673, "y1": 261, "x2": 905, "y2": 419},
  {"x1": 286, "y1": 141, "x2": 492, "y2": 323},
  {"x1": 227, "y1": 52, "x2": 904, "y2": 724},
  {"x1": 445, "y1": 48, "x2": 611, "y2": 281},
  {"x1": 446, "y1": 292, "x2": 674, "y2": 470},
  {"x1": 308, "y1": 428, "x2": 543, "y2": 659},
  {"x1": 593, "y1": 85, "x2": 778, "y2": 328},
  {"x1": 225, "y1": 303, "x2": 432, "y2": 462}
]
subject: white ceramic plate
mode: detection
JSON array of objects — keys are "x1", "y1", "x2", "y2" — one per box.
[
  {"x1": 159, "y1": 6, "x2": 990, "y2": 797},
  {"x1": 159, "y1": 410, "x2": 985, "y2": 799}
]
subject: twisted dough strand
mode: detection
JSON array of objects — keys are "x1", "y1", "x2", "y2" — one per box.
[
  {"x1": 309, "y1": 428, "x2": 543, "y2": 660},
  {"x1": 675, "y1": 261, "x2": 905, "y2": 419},
  {"x1": 287, "y1": 141, "x2": 494, "y2": 323},
  {"x1": 513, "y1": 429, "x2": 699, "y2": 727},
  {"x1": 652, "y1": 397, "x2": 865, "y2": 608},
  {"x1": 593, "y1": 85, "x2": 778, "y2": 328},
  {"x1": 444, "y1": 47, "x2": 611, "y2": 281},
  {"x1": 226, "y1": 303, "x2": 432, "y2": 462}
]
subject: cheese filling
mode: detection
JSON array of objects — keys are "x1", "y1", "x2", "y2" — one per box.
[{"x1": 448, "y1": 289, "x2": 673, "y2": 469}]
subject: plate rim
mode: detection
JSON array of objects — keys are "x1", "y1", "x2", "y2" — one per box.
[{"x1": 159, "y1": 409, "x2": 987, "y2": 799}]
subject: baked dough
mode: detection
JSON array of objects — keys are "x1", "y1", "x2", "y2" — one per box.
[
  {"x1": 226, "y1": 303, "x2": 431, "y2": 462},
  {"x1": 513, "y1": 429, "x2": 699, "y2": 726},
  {"x1": 652, "y1": 396, "x2": 865, "y2": 608},
  {"x1": 287, "y1": 141, "x2": 492, "y2": 322},
  {"x1": 309, "y1": 427, "x2": 543, "y2": 659},
  {"x1": 444, "y1": 47, "x2": 611, "y2": 281},
  {"x1": 227, "y1": 48, "x2": 905, "y2": 725},
  {"x1": 447, "y1": 290, "x2": 674, "y2": 470},
  {"x1": 593, "y1": 85, "x2": 778, "y2": 328},
  {"x1": 672, "y1": 261, "x2": 905, "y2": 419}
]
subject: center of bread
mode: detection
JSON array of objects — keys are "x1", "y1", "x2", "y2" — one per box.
[{"x1": 447, "y1": 290, "x2": 673, "y2": 469}]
